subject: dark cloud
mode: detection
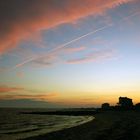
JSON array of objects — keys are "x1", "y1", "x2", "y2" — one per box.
[{"x1": 0, "y1": 99, "x2": 60, "y2": 108}]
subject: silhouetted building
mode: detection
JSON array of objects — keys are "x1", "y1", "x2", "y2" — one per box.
[
  {"x1": 101, "y1": 103, "x2": 110, "y2": 110},
  {"x1": 135, "y1": 103, "x2": 140, "y2": 110},
  {"x1": 118, "y1": 97, "x2": 133, "y2": 109}
]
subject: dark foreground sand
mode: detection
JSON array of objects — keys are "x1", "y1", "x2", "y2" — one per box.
[{"x1": 25, "y1": 111, "x2": 140, "y2": 140}]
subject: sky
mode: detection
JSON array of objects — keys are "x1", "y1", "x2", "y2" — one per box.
[{"x1": 0, "y1": 0, "x2": 140, "y2": 108}]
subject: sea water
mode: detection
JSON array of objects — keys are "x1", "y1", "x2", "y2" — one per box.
[{"x1": 0, "y1": 108, "x2": 94, "y2": 140}]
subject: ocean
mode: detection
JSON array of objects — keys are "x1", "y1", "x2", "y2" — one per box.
[{"x1": 0, "y1": 108, "x2": 94, "y2": 140}]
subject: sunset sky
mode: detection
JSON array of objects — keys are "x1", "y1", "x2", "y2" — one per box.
[{"x1": 0, "y1": 0, "x2": 140, "y2": 108}]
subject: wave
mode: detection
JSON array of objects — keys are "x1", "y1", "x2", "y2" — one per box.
[{"x1": 0, "y1": 109, "x2": 95, "y2": 140}]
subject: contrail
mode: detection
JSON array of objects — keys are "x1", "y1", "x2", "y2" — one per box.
[
  {"x1": 120, "y1": 11, "x2": 140, "y2": 22},
  {"x1": 14, "y1": 57, "x2": 36, "y2": 69},
  {"x1": 13, "y1": 24, "x2": 111, "y2": 69},
  {"x1": 46, "y1": 25, "x2": 111, "y2": 54},
  {"x1": 13, "y1": 11, "x2": 140, "y2": 69},
  {"x1": 11, "y1": 56, "x2": 37, "y2": 70}
]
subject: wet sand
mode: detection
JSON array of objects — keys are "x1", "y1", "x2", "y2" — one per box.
[{"x1": 25, "y1": 111, "x2": 140, "y2": 140}]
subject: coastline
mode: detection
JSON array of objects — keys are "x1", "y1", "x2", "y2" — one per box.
[
  {"x1": 24, "y1": 111, "x2": 140, "y2": 140},
  {"x1": 22, "y1": 115, "x2": 95, "y2": 140}
]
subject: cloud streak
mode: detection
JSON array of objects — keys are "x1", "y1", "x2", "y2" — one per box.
[
  {"x1": 0, "y1": 85, "x2": 24, "y2": 93},
  {"x1": 13, "y1": 24, "x2": 112, "y2": 68},
  {"x1": 0, "y1": 85, "x2": 59, "y2": 102},
  {"x1": 66, "y1": 48, "x2": 117, "y2": 64},
  {"x1": 11, "y1": 9, "x2": 140, "y2": 69},
  {"x1": 0, "y1": 93, "x2": 58, "y2": 101},
  {"x1": 62, "y1": 46, "x2": 87, "y2": 53},
  {"x1": 32, "y1": 46, "x2": 87, "y2": 67},
  {"x1": 0, "y1": 0, "x2": 133, "y2": 55}
]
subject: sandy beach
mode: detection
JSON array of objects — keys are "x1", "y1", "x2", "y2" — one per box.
[{"x1": 24, "y1": 111, "x2": 140, "y2": 140}]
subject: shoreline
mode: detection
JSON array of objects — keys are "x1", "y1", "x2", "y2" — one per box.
[
  {"x1": 21, "y1": 110, "x2": 97, "y2": 116},
  {"x1": 24, "y1": 116, "x2": 96, "y2": 140},
  {"x1": 22, "y1": 115, "x2": 95, "y2": 140},
  {"x1": 24, "y1": 111, "x2": 140, "y2": 140}
]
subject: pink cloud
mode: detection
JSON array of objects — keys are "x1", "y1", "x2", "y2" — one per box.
[
  {"x1": 66, "y1": 48, "x2": 116, "y2": 64},
  {"x1": 0, "y1": 93, "x2": 59, "y2": 103},
  {"x1": 0, "y1": 0, "x2": 133, "y2": 55},
  {"x1": 0, "y1": 85, "x2": 24, "y2": 93},
  {"x1": 63, "y1": 46, "x2": 86, "y2": 53},
  {"x1": 31, "y1": 46, "x2": 86, "y2": 67},
  {"x1": 0, "y1": 85, "x2": 59, "y2": 101}
]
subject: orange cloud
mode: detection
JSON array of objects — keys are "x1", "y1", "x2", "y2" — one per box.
[
  {"x1": 0, "y1": 85, "x2": 59, "y2": 102},
  {"x1": 0, "y1": 85, "x2": 24, "y2": 93},
  {"x1": 0, "y1": 93, "x2": 58, "y2": 101},
  {"x1": 0, "y1": 0, "x2": 133, "y2": 55}
]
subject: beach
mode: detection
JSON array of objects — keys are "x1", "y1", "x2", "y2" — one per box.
[
  {"x1": 0, "y1": 108, "x2": 94, "y2": 140},
  {"x1": 25, "y1": 111, "x2": 140, "y2": 140}
]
